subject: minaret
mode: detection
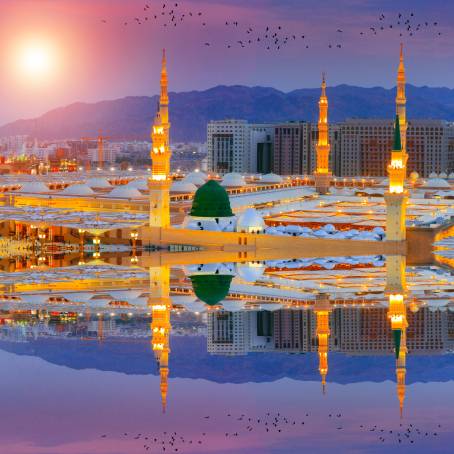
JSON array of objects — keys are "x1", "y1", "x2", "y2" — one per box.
[
  {"x1": 396, "y1": 44, "x2": 407, "y2": 159},
  {"x1": 314, "y1": 294, "x2": 331, "y2": 394},
  {"x1": 314, "y1": 73, "x2": 332, "y2": 195},
  {"x1": 149, "y1": 49, "x2": 172, "y2": 228},
  {"x1": 396, "y1": 330, "x2": 407, "y2": 418},
  {"x1": 385, "y1": 254, "x2": 408, "y2": 418},
  {"x1": 384, "y1": 115, "x2": 408, "y2": 242},
  {"x1": 149, "y1": 265, "x2": 172, "y2": 413}
]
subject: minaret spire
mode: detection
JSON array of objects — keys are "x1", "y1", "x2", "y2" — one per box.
[
  {"x1": 150, "y1": 266, "x2": 172, "y2": 414},
  {"x1": 160, "y1": 49, "x2": 169, "y2": 125},
  {"x1": 314, "y1": 294, "x2": 331, "y2": 395},
  {"x1": 149, "y1": 51, "x2": 172, "y2": 229},
  {"x1": 396, "y1": 43, "x2": 407, "y2": 160},
  {"x1": 314, "y1": 73, "x2": 332, "y2": 194},
  {"x1": 385, "y1": 254, "x2": 408, "y2": 419}
]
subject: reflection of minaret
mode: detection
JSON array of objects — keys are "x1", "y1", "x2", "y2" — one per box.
[
  {"x1": 384, "y1": 116, "x2": 408, "y2": 242},
  {"x1": 149, "y1": 50, "x2": 172, "y2": 228},
  {"x1": 149, "y1": 266, "x2": 171, "y2": 413},
  {"x1": 314, "y1": 73, "x2": 332, "y2": 195},
  {"x1": 385, "y1": 254, "x2": 407, "y2": 418},
  {"x1": 314, "y1": 294, "x2": 331, "y2": 394},
  {"x1": 396, "y1": 44, "x2": 407, "y2": 159},
  {"x1": 396, "y1": 329, "x2": 407, "y2": 418}
]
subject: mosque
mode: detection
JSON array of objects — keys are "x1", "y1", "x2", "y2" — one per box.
[{"x1": 1, "y1": 45, "x2": 453, "y2": 418}]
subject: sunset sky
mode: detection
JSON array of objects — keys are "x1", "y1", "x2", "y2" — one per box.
[{"x1": 1, "y1": 0, "x2": 453, "y2": 125}]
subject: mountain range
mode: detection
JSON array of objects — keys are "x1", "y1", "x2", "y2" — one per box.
[
  {"x1": 2, "y1": 337, "x2": 453, "y2": 384},
  {"x1": 3, "y1": 84, "x2": 454, "y2": 143}
]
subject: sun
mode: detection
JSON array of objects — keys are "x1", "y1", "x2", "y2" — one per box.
[
  {"x1": 22, "y1": 46, "x2": 50, "y2": 73},
  {"x1": 16, "y1": 40, "x2": 56, "y2": 82}
]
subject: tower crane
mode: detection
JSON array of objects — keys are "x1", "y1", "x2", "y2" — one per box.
[{"x1": 81, "y1": 130, "x2": 111, "y2": 169}]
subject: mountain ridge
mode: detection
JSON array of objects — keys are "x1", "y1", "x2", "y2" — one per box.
[
  {"x1": 1, "y1": 337, "x2": 453, "y2": 385},
  {"x1": 3, "y1": 84, "x2": 454, "y2": 143}
]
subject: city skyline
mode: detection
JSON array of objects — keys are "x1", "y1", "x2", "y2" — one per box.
[{"x1": 1, "y1": 0, "x2": 453, "y2": 124}]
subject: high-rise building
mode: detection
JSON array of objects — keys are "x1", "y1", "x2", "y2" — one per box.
[
  {"x1": 273, "y1": 309, "x2": 311, "y2": 351},
  {"x1": 335, "y1": 119, "x2": 454, "y2": 177},
  {"x1": 249, "y1": 124, "x2": 275, "y2": 174},
  {"x1": 207, "y1": 120, "x2": 249, "y2": 173},
  {"x1": 273, "y1": 122, "x2": 312, "y2": 175},
  {"x1": 207, "y1": 310, "x2": 247, "y2": 355},
  {"x1": 207, "y1": 120, "x2": 274, "y2": 174}
]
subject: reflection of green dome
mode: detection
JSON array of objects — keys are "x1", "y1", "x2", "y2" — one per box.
[
  {"x1": 190, "y1": 274, "x2": 233, "y2": 306},
  {"x1": 190, "y1": 180, "x2": 233, "y2": 218},
  {"x1": 393, "y1": 329, "x2": 402, "y2": 359}
]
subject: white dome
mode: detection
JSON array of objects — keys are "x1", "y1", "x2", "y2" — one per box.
[
  {"x1": 423, "y1": 178, "x2": 450, "y2": 189},
  {"x1": 126, "y1": 179, "x2": 148, "y2": 190},
  {"x1": 180, "y1": 301, "x2": 207, "y2": 313},
  {"x1": 86, "y1": 177, "x2": 112, "y2": 188},
  {"x1": 183, "y1": 174, "x2": 206, "y2": 186},
  {"x1": 107, "y1": 186, "x2": 143, "y2": 198},
  {"x1": 439, "y1": 172, "x2": 448, "y2": 178},
  {"x1": 221, "y1": 173, "x2": 245, "y2": 187},
  {"x1": 448, "y1": 173, "x2": 454, "y2": 179},
  {"x1": 60, "y1": 184, "x2": 95, "y2": 196},
  {"x1": 187, "y1": 170, "x2": 208, "y2": 180},
  {"x1": 260, "y1": 173, "x2": 283, "y2": 184},
  {"x1": 429, "y1": 172, "x2": 438, "y2": 178},
  {"x1": 236, "y1": 262, "x2": 265, "y2": 282},
  {"x1": 17, "y1": 182, "x2": 49, "y2": 193},
  {"x1": 171, "y1": 180, "x2": 198, "y2": 193},
  {"x1": 259, "y1": 303, "x2": 282, "y2": 312},
  {"x1": 222, "y1": 300, "x2": 246, "y2": 312},
  {"x1": 172, "y1": 295, "x2": 197, "y2": 304},
  {"x1": 236, "y1": 208, "x2": 265, "y2": 233},
  {"x1": 108, "y1": 290, "x2": 145, "y2": 301}
]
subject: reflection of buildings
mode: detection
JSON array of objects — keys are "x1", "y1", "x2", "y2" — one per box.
[
  {"x1": 207, "y1": 311, "x2": 247, "y2": 356},
  {"x1": 149, "y1": 266, "x2": 172, "y2": 412},
  {"x1": 206, "y1": 307, "x2": 454, "y2": 357}
]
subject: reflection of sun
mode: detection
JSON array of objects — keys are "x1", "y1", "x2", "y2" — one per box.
[{"x1": 16, "y1": 40, "x2": 56, "y2": 82}]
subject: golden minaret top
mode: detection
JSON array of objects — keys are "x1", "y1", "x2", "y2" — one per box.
[
  {"x1": 149, "y1": 266, "x2": 171, "y2": 413},
  {"x1": 314, "y1": 295, "x2": 331, "y2": 395},
  {"x1": 150, "y1": 49, "x2": 171, "y2": 182},
  {"x1": 160, "y1": 49, "x2": 169, "y2": 125},
  {"x1": 316, "y1": 72, "x2": 330, "y2": 174},
  {"x1": 396, "y1": 43, "x2": 407, "y2": 157}
]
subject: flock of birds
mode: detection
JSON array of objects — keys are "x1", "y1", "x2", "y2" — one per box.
[
  {"x1": 100, "y1": 2, "x2": 444, "y2": 52},
  {"x1": 99, "y1": 410, "x2": 445, "y2": 452}
]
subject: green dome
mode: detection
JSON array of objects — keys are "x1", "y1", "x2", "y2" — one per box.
[
  {"x1": 190, "y1": 180, "x2": 233, "y2": 218},
  {"x1": 190, "y1": 274, "x2": 233, "y2": 306}
]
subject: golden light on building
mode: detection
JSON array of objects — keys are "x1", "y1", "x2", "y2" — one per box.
[
  {"x1": 396, "y1": 43, "x2": 408, "y2": 158},
  {"x1": 149, "y1": 266, "x2": 172, "y2": 413},
  {"x1": 385, "y1": 115, "x2": 408, "y2": 241},
  {"x1": 314, "y1": 294, "x2": 332, "y2": 394},
  {"x1": 149, "y1": 49, "x2": 172, "y2": 228},
  {"x1": 385, "y1": 254, "x2": 408, "y2": 418},
  {"x1": 314, "y1": 73, "x2": 332, "y2": 194}
]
